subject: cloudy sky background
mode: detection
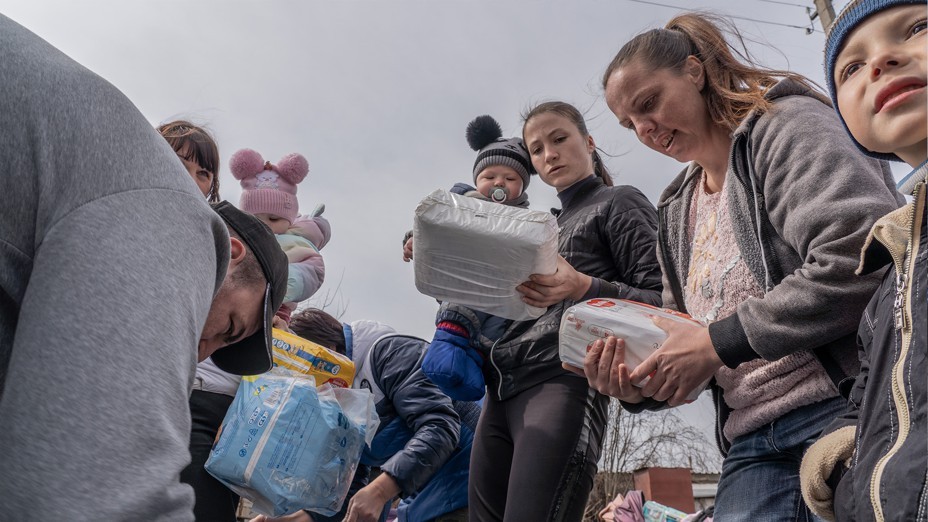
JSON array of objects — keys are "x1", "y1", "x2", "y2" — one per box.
[{"x1": 4, "y1": 0, "x2": 887, "y2": 458}]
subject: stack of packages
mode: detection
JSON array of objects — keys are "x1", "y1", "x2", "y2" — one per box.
[
  {"x1": 559, "y1": 299, "x2": 710, "y2": 402},
  {"x1": 205, "y1": 329, "x2": 378, "y2": 517},
  {"x1": 413, "y1": 189, "x2": 559, "y2": 320}
]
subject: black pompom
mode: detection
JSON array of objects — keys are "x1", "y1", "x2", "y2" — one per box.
[{"x1": 466, "y1": 115, "x2": 503, "y2": 151}]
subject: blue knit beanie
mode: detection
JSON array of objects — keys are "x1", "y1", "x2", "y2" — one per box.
[{"x1": 824, "y1": 0, "x2": 925, "y2": 162}]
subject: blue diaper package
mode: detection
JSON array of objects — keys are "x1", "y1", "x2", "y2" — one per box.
[
  {"x1": 205, "y1": 372, "x2": 378, "y2": 517},
  {"x1": 643, "y1": 500, "x2": 688, "y2": 522}
]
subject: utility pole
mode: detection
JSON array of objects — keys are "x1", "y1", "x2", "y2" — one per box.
[{"x1": 809, "y1": 0, "x2": 837, "y2": 32}]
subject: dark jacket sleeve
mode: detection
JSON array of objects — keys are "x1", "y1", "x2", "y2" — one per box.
[
  {"x1": 708, "y1": 96, "x2": 902, "y2": 366},
  {"x1": 592, "y1": 186, "x2": 663, "y2": 306},
  {"x1": 372, "y1": 338, "x2": 461, "y2": 496}
]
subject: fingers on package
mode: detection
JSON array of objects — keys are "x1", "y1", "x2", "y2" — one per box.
[
  {"x1": 204, "y1": 331, "x2": 378, "y2": 517},
  {"x1": 413, "y1": 189, "x2": 559, "y2": 320},
  {"x1": 558, "y1": 299, "x2": 710, "y2": 401}
]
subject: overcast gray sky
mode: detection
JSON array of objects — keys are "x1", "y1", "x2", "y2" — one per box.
[{"x1": 3, "y1": 0, "x2": 876, "y2": 457}]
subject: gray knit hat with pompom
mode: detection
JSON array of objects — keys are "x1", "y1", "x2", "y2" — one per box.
[{"x1": 466, "y1": 115, "x2": 535, "y2": 189}]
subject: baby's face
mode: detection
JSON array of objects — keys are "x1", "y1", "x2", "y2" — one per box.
[
  {"x1": 475, "y1": 165, "x2": 524, "y2": 203},
  {"x1": 254, "y1": 213, "x2": 290, "y2": 234},
  {"x1": 835, "y1": 5, "x2": 927, "y2": 166}
]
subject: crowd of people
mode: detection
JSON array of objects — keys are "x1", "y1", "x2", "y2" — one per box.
[{"x1": 0, "y1": 0, "x2": 925, "y2": 521}]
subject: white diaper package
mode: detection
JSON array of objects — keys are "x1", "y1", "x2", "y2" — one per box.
[
  {"x1": 413, "y1": 189, "x2": 559, "y2": 321},
  {"x1": 559, "y1": 298, "x2": 709, "y2": 402}
]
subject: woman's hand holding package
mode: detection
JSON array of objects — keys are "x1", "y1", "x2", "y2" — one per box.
[
  {"x1": 517, "y1": 255, "x2": 592, "y2": 308},
  {"x1": 629, "y1": 317, "x2": 722, "y2": 407},
  {"x1": 569, "y1": 336, "x2": 644, "y2": 404}
]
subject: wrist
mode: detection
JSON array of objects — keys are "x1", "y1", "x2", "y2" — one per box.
[
  {"x1": 369, "y1": 472, "x2": 401, "y2": 503},
  {"x1": 570, "y1": 272, "x2": 593, "y2": 300}
]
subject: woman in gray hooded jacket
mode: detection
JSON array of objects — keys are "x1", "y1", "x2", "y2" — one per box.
[{"x1": 585, "y1": 12, "x2": 903, "y2": 522}]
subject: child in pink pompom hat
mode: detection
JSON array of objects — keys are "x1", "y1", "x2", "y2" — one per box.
[{"x1": 231, "y1": 148, "x2": 331, "y2": 322}]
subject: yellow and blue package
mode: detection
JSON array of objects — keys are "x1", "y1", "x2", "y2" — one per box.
[
  {"x1": 204, "y1": 372, "x2": 379, "y2": 517},
  {"x1": 271, "y1": 328, "x2": 355, "y2": 388}
]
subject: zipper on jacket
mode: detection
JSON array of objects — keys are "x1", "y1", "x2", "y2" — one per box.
[
  {"x1": 488, "y1": 336, "x2": 504, "y2": 400},
  {"x1": 869, "y1": 182, "x2": 925, "y2": 521}
]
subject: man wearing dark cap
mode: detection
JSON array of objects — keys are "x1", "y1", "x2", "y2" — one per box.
[
  {"x1": 182, "y1": 202, "x2": 289, "y2": 522},
  {"x1": 0, "y1": 15, "x2": 287, "y2": 521},
  {"x1": 202, "y1": 201, "x2": 289, "y2": 374}
]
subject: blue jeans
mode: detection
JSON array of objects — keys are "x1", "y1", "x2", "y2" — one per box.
[{"x1": 713, "y1": 396, "x2": 845, "y2": 521}]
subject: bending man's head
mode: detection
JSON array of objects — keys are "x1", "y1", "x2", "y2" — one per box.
[{"x1": 200, "y1": 201, "x2": 289, "y2": 375}]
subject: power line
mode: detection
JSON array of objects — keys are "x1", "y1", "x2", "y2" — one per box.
[
  {"x1": 623, "y1": 0, "x2": 824, "y2": 34},
  {"x1": 756, "y1": 0, "x2": 810, "y2": 8}
]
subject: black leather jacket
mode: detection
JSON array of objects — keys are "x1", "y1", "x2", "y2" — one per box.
[{"x1": 442, "y1": 176, "x2": 663, "y2": 400}]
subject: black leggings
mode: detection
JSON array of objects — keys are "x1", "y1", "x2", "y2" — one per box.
[
  {"x1": 468, "y1": 374, "x2": 608, "y2": 522},
  {"x1": 180, "y1": 390, "x2": 239, "y2": 521}
]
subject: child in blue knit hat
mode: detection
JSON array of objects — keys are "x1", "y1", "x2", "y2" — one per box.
[
  {"x1": 800, "y1": 2, "x2": 926, "y2": 520},
  {"x1": 414, "y1": 115, "x2": 536, "y2": 401}
]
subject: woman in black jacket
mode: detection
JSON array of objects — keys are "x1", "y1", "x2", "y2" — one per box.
[{"x1": 465, "y1": 101, "x2": 662, "y2": 522}]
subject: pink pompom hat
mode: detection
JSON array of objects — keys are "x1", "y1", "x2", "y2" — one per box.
[{"x1": 230, "y1": 148, "x2": 308, "y2": 224}]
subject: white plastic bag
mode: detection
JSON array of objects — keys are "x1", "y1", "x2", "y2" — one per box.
[
  {"x1": 413, "y1": 189, "x2": 559, "y2": 320},
  {"x1": 559, "y1": 299, "x2": 710, "y2": 401},
  {"x1": 205, "y1": 372, "x2": 379, "y2": 517}
]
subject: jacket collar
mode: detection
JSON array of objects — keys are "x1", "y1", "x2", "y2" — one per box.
[
  {"x1": 858, "y1": 179, "x2": 926, "y2": 275},
  {"x1": 557, "y1": 174, "x2": 601, "y2": 210}
]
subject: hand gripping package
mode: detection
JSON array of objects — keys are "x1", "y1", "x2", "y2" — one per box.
[
  {"x1": 205, "y1": 373, "x2": 379, "y2": 517},
  {"x1": 559, "y1": 299, "x2": 709, "y2": 401},
  {"x1": 413, "y1": 189, "x2": 559, "y2": 320},
  {"x1": 271, "y1": 328, "x2": 355, "y2": 388}
]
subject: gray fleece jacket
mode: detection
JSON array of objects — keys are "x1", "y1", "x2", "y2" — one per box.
[
  {"x1": 0, "y1": 15, "x2": 229, "y2": 520},
  {"x1": 658, "y1": 79, "x2": 903, "y2": 373},
  {"x1": 636, "y1": 79, "x2": 905, "y2": 454}
]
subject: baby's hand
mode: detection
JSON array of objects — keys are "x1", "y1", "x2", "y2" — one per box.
[{"x1": 403, "y1": 237, "x2": 414, "y2": 262}]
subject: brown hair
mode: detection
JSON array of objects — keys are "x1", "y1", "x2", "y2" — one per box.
[
  {"x1": 157, "y1": 120, "x2": 221, "y2": 202},
  {"x1": 225, "y1": 227, "x2": 265, "y2": 290},
  {"x1": 522, "y1": 101, "x2": 614, "y2": 186},
  {"x1": 289, "y1": 308, "x2": 347, "y2": 355},
  {"x1": 602, "y1": 13, "x2": 815, "y2": 131}
]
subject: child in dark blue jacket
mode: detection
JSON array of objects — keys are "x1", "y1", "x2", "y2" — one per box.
[{"x1": 406, "y1": 115, "x2": 537, "y2": 401}]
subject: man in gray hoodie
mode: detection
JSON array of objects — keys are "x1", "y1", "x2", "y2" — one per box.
[{"x1": 0, "y1": 15, "x2": 287, "y2": 520}]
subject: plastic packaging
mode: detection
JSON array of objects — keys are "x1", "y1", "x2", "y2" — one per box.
[
  {"x1": 413, "y1": 189, "x2": 559, "y2": 320},
  {"x1": 271, "y1": 328, "x2": 355, "y2": 388},
  {"x1": 205, "y1": 372, "x2": 379, "y2": 517},
  {"x1": 643, "y1": 500, "x2": 689, "y2": 522},
  {"x1": 559, "y1": 299, "x2": 709, "y2": 401}
]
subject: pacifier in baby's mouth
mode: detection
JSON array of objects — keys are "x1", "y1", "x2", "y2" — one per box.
[{"x1": 490, "y1": 186, "x2": 509, "y2": 202}]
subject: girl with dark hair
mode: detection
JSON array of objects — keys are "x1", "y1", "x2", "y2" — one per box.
[
  {"x1": 585, "y1": 12, "x2": 904, "y2": 520},
  {"x1": 157, "y1": 119, "x2": 221, "y2": 202},
  {"x1": 464, "y1": 100, "x2": 663, "y2": 522}
]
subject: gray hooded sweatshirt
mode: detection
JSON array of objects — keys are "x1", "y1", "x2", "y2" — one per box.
[{"x1": 0, "y1": 15, "x2": 229, "y2": 520}]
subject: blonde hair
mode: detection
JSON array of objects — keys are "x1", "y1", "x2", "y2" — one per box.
[{"x1": 603, "y1": 13, "x2": 816, "y2": 130}]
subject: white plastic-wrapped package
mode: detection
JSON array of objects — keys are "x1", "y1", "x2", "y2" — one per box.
[
  {"x1": 413, "y1": 189, "x2": 559, "y2": 321},
  {"x1": 559, "y1": 298, "x2": 710, "y2": 401}
]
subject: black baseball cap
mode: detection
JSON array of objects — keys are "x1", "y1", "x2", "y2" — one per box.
[{"x1": 209, "y1": 201, "x2": 289, "y2": 375}]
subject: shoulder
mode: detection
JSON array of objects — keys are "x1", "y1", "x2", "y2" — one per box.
[
  {"x1": 603, "y1": 184, "x2": 657, "y2": 214},
  {"x1": 752, "y1": 94, "x2": 837, "y2": 142},
  {"x1": 371, "y1": 335, "x2": 427, "y2": 372},
  {"x1": 1, "y1": 16, "x2": 203, "y2": 222}
]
